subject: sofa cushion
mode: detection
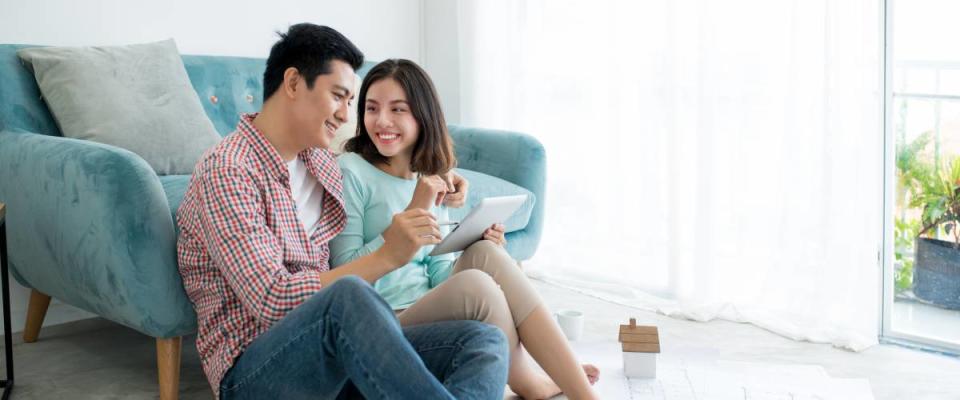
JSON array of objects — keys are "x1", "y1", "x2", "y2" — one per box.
[
  {"x1": 159, "y1": 169, "x2": 535, "y2": 236},
  {"x1": 16, "y1": 39, "x2": 221, "y2": 174},
  {"x1": 159, "y1": 174, "x2": 190, "y2": 235}
]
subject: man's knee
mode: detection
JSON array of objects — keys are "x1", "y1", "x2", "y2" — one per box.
[
  {"x1": 325, "y1": 275, "x2": 373, "y2": 296},
  {"x1": 309, "y1": 275, "x2": 385, "y2": 314},
  {"x1": 455, "y1": 320, "x2": 509, "y2": 357},
  {"x1": 283, "y1": 276, "x2": 395, "y2": 344}
]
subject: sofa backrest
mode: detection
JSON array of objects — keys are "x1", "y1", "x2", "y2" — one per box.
[
  {"x1": 180, "y1": 54, "x2": 268, "y2": 136},
  {"x1": 0, "y1": 44, "x2": 59, "y2": 135},
  {"x1": 0, "y1": 44, "x2": 374, "y2": 137}
]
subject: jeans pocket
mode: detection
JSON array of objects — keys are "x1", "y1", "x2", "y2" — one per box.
[
  {"x1": 219, "y1": 361, "x2": 245, "y2": 398},
  {"x1": 218, "y1": 383, "x2": 239, "y2": 400}
]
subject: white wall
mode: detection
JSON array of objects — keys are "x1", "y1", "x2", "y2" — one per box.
[
  {"x1": 0, "y1": 0, "x2": 424, "y2": 334},
  {"x1": 422, "y1": 0, "x2": 462, "y2": 124},
  {"x1": 0, "y1": 0, "x2": 422, "y2": 60}
]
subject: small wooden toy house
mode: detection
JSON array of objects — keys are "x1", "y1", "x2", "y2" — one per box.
[{"x1": 618, "y1": 318, "x2": 660, "y2": 378}]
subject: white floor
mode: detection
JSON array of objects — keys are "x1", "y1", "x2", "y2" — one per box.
[
  {"x1": 3, "y1": 279, "x2": 960, "y2": 399},
  {"x1": 520, "y1": 280, "x2": 960, "y2": 400}
]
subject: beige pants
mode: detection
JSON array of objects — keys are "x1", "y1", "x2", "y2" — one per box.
[{"x1": 396, "y1": 240, "x2": 544, "y2": 352}]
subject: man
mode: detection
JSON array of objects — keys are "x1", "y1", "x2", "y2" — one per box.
[{"x1": 177, "y1": 23, "x2": 507, "y2": 399}]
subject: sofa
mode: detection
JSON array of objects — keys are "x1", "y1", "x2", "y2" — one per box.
[{"x1": 0, "y1": 43, "x2": 545, "y2": 399}]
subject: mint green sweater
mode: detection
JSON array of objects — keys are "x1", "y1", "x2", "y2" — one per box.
[{"x1": 329, "y1": 152, "x2": 455, "y2": 309}]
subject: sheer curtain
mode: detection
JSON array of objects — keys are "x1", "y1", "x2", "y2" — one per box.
[{"x1": 455, "y1": 0, "x2": 883, "y2": 350}]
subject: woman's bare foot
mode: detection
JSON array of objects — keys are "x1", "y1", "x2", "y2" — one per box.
[
  {"x1": 510, "y1": 364, "x2": 600, "y2": 399},
  {"x1": 583, "y1": 364, "x2": 600, "y2": 385},
  {"x1": 510, "y1": 370, "x2": 561, "y2": 400}
]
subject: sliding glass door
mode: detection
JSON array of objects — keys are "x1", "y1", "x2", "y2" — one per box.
[{"x1": 883, "y1": 0, "x2": 960, "y2": 353}]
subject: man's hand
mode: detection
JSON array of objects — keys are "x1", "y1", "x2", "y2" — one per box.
[
  {"x1": 378, "y1": 209, "x2": 442, "y2": 267},
  {"x1": 407, "y1": 175, "x2": 449, "y2": 211},
  {"x1": 482, "y1": 223, "x2": 507, "y2": 247},
  {"x1": 442, "y1": 170, "x2": 469, "y2": 208}
]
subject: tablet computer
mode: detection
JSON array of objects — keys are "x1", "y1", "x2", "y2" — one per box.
[{"x1": 429, "y1": 195, "x2": 528, "y2": 256}]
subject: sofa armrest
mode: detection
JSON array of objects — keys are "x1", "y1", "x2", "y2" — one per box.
[
  {"x1": 448, "y1": 125, "x2": 546, "y2": 260},
  {"x1": 0, "y1": 130, "x2": 196, "y2": 337}
]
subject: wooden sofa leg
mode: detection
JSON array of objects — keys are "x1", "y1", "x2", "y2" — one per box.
[
  {"x1": 157, "y1": 337, "x2": 182, "y2": 400},
  {"x1": 23, "y1": 289, "x2": 51, "y2": 343}
]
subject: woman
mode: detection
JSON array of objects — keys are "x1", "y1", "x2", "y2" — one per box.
[{"x1": 330, "y1": 59, "x2": 599, "y2": 400}]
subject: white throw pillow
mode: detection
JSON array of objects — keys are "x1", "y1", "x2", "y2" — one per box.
[{"x1": 17, "y1": 39, "x2": 222, "y2": 175}]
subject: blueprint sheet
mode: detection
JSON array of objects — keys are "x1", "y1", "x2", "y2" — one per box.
[{"x1": 563, "y1": 341, "x2": 874, "y2": 400}]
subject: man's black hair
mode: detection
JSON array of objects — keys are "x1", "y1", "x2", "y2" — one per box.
[{"x1": 263, "y1": 23, "x2": 364, "y2": 102}]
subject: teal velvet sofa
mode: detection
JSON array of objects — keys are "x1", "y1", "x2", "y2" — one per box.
[{"x1": 0, "y1": 44, "x2": 545, "y2": 398}]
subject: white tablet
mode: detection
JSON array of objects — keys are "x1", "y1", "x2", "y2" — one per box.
[{"x1": 429, "y1": 195, "x2": 528, "y2": 256}]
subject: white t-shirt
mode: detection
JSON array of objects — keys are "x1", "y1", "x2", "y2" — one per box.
[{"x1": 287, "y1": 157, "x2": 325, "y2": 235}]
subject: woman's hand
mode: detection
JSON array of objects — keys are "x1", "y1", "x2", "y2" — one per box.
[
  {"x1": 483, "y1": 223, "x2": 507, "y2": 247},
  {"x1": 407, "y1": 175, "x2": 449, "y2": 211},
  {"x1": 442, "y1": 171, "x2": 469, "y2": 208}
]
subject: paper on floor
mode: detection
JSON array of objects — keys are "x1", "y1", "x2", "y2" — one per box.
[{"x1": 561, "y1": 340, "x2": 874, "y2": 400}]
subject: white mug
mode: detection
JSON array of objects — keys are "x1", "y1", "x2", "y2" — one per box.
[{"x1": 555, "y1": 309, "x2": 584, "y2": 341}]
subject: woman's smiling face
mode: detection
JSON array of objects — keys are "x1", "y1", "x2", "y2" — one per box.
[{"x1": 363, "y1": 77, "x2": 420, "y2": 160}]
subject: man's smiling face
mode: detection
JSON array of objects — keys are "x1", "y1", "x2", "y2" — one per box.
[{"x1": 290, "y1": 59, "x2": 356, "y2": 150}]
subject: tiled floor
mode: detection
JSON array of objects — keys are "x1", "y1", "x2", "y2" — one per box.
[{"x1": 3, "y1": 279, "x2": 959, "y2": 399}]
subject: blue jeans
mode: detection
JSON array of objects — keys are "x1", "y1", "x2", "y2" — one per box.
[{"x1": 218, "y1": 276, "x2": 509, "y2": 400}]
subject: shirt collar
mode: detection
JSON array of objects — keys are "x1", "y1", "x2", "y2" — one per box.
[
  {"x1": 237, "y1": 113, "x2": 290, "y2": 183},
  {"x1": 236, "y1": 113, "x2": 344, "y2": 201}
]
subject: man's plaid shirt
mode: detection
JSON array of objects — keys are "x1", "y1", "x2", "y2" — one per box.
[{"x1": 176, "y1": 113, "x2": 347, "y2": 395}]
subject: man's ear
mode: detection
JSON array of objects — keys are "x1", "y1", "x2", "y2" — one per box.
[{"x1": 282, "y1": 67, "x2": 301, "y2": 99}]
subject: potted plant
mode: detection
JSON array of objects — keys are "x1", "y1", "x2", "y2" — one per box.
[
  {"x1": 894, "y1": 132, "x2": 931, "y2": 294},
  {"x1": 910, "y1": 155, "x2": 960, "y2": 309}
]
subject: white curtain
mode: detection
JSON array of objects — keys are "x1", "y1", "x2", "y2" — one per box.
[{"x1": 455, "y1": 0, "x2": 883, "y2": 350}]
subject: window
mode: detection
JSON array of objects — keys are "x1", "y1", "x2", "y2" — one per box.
[{"x1": 883, "y1": 0, "x2": 960, "y2": 353}]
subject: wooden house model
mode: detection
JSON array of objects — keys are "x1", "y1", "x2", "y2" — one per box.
[{"x1": 618, "y1": 318, "x2": 660, "y2": 378}]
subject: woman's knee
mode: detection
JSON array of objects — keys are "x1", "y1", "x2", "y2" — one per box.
[
  {"x1": 464, "y1": 239, "x2": 501, "y2": 258},
  {"x1": 451, "y1": 271, "x2": 514, "y2": 318},
  {"x1": 451, "y1": 269, "x2": 502, "y2": 300},
  {"x1": 460, "y1": 241, "x2": 517, "y2": 275}
]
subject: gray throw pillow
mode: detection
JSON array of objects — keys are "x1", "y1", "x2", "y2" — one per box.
[{"x1": 17, "y1": 39, "x2": 221, "y2": 175}]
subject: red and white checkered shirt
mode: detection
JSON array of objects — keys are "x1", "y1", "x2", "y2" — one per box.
[{"x1": 176, "y1": 113, "x2": 347, "y2": 396}]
